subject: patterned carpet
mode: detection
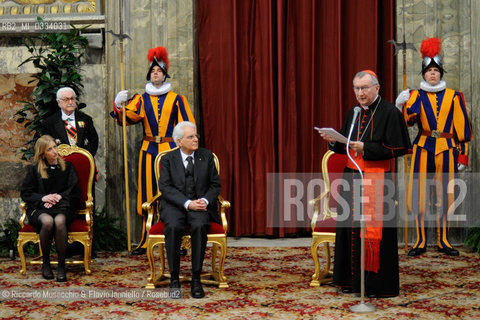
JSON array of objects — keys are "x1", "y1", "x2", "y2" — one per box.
[{"x1": 1, "y1": 246, "x2": 480, "y2": 319}]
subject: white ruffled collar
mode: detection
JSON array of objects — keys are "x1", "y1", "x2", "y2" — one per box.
[
  {"x1": 145, "y1": 82, "x2": 172, "y2": 96},
  {"x1": 420, "y1": 80, "x2": 446, "y2": 93}
]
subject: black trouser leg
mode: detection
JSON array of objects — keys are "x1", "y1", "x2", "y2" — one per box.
[
  {"x1": 163, "y1": 211, "x2": 186, "y2": 280},
  {"x1": 187, "y1": 211, "x2": 210, "y2": 278}
]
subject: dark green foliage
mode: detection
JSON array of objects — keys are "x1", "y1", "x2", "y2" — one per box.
[
  {"x1": 0, "y1": 218, "x2": 38, "y2": 257},
  {"x1": 93, "y1": 208, "x2": 128, "y2": 252},
  {"x1": 15, "y1": 17, "x2": 89, "y2": 160},
  {"x1": 464, "y1": 220, "x2": 480, "y2": 253}
]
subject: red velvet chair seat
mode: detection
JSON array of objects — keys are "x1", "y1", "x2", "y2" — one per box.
[
  {"x1": 69, "y1": 219, "x2": 89, "y2": 232},
  {"x1": 313, "y1": 217, "x2": 337, "y2": 233},
  {"x1": 149, "y1": 221, "x2": 225, "y2": 235},
  {"x1": 20, "y1": 224, "x2": 35, "y2": 232},
  {"x1": 20, "y1": 219, "x2": 89, "y2": 233}
]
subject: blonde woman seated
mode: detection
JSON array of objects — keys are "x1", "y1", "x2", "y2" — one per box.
[{"x1": 20, "y1": 135, "x2": 80, "y2": 282}]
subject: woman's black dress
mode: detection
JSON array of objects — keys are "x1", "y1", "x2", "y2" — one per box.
[{"x1": 20, "y1": 161, "x2": 80, "y2": 233}]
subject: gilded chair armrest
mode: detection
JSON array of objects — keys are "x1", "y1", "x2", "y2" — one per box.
[
  {"x1": 75, "y1": 196, "x2": 95, "y2": 229},
  {"x1": 85, "y1": 198, "x2": 94, "y2": 228},
  {"x1": 309, "y1": 190, "x2": 328, "y2": 230},
  {"x1": 19, "y1": 202, "x2": 27, "y2": 228},
  {"x1": 142, "y1": 192, "x2": 163, "y2": 232},
  {"x1": 217, "y1": 195, "x2": 230, "y2": 234}
]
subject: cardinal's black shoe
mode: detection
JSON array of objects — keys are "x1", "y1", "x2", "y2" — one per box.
[{"x1": 340, "y1": 287, "x2": 353, "y2": 294}]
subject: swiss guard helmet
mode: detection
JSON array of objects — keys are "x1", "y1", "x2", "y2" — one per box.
[
  {"x1": 420, "y1": 37, "x2": 444, "y2": 78},
  {"x1": 146, "y1": 46, "x2": 170, "y2": 81}
]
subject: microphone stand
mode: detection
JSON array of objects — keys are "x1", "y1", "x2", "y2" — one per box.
[{"x1": 346, "y1": 109, "x2": 376, "y2": 313}]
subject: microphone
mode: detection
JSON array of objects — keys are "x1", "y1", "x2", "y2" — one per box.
[{"x1": 347, "y1": 106, "x2": 362, "y2": 142}]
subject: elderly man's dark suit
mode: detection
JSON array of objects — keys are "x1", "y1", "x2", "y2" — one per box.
[
  {"x1": 42, "y1": 110, "x2": 99, "y2": 157},
  {"x1": 158, "y1": 147, "x2": 221, "y2": 278}
]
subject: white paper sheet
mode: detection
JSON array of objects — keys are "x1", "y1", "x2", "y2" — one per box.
[{"x1": 314, "y1": 127, "x2": 348, "y2": 144}]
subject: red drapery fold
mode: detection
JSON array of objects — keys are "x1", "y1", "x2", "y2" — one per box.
[{"x1": 197, "y1": 0, "x2": 395, "y2": 237}]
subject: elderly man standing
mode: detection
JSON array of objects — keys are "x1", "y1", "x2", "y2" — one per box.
[
  {"x1": 319, "y1": 70, "x2": 411, "y2": 298},
  {"x1": 158, "y1": 121, "x2": 221, "y2": 299},
  {"x1": 395, "y1": 37, "x2": 472, "y2": 257},
  {"x1": 42, "y1": 87, "x2": 99, "y2": 157}
]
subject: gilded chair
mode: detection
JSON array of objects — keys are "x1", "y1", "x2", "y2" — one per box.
[
  {"x1": 143, "y1": 148, "x2": 230, "y2": 289},
  {"x1": 17, "y1": 144, "x2": 95, "y2": 275},
  {"x1": 310, "y1": 150, "x2": 347, "y2": 286}
]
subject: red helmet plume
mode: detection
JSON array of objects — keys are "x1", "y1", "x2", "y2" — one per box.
[{"x1": 420, "y1": 37, "x2": 441, "y2": 59}]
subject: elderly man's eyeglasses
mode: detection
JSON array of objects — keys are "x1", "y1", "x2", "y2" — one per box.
[
  {"x1": 60, "y1": 97, "x2": 76, "y2": 102},
  {"x1": 184, "y1": 134, "x2": 200, "y2": 140},
  {"x1": 353, "y1": 85, "x2": 374, "y2": 93}
]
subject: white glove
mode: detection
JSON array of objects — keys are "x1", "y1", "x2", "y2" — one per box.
[
  {"x1": 457, "y1": 163, "x2": 466, "y2": 172},
  {"x1": 395, "y1": 89, "x2": 410, "y2": 111},
  {"x1": 114, "y1": 90, "x2": 128, "y2": 111}
]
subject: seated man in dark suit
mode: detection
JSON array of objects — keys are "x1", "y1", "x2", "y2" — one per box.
[{"x1": 158, "y1": 121, "x2": 221, "y2": 299}]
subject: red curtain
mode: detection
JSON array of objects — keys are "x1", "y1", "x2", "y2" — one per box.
[{"x1": 197, "y1": 0, "x2": 395, "y2": 237}]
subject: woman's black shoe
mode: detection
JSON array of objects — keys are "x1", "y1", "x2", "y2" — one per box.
[
  {"x1": 42, "y1": 263, "x2": 54, "y2": 280},
  {"x1": 407, "y1": 247, "x2": 426, "y2": 256},
  {"x1": 56, "y1": 263, "x2": 67, "y2": 282}
]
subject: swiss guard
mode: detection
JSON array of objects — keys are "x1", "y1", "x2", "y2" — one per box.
[{"x1": 395, "y1": 37, "x2": 472, "y2": 257}]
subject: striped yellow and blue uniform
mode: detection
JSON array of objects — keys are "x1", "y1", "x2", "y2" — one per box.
[
  {"x1": 404, "y1": 88, "x2": 472, "y2": 250},
  {"x1": 113, "y1": 91, "x2": 195, "y2": 249}
]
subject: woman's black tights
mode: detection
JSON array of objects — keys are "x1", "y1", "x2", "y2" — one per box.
[{"x1": 38, "y1": 213, "x2": 67, "y2": 264}]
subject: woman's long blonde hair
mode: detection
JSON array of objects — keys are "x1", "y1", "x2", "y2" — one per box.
[{"x1": 34, "y1": 135, "x2": 66, "y2": 178}]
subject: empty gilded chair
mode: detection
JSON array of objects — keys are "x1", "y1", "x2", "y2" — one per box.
[{"x1": 310, "y1": 150, "x2": 347, "y2": 286}]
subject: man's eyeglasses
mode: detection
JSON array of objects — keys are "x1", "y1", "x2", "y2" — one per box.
[
  {"x1": 184, "y1": 134, "x2": 200, "y2": 140},
  {"x1": 353, "y1": 85, "x2": 374, "y2": 93},
  {"x1": 60, "y1": 97, "x2": 76, "y2": 102}
]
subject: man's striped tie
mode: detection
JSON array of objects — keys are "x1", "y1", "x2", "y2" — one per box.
[{"x1": 64, "y1": 119, "x2": 77, "y2": 143}]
